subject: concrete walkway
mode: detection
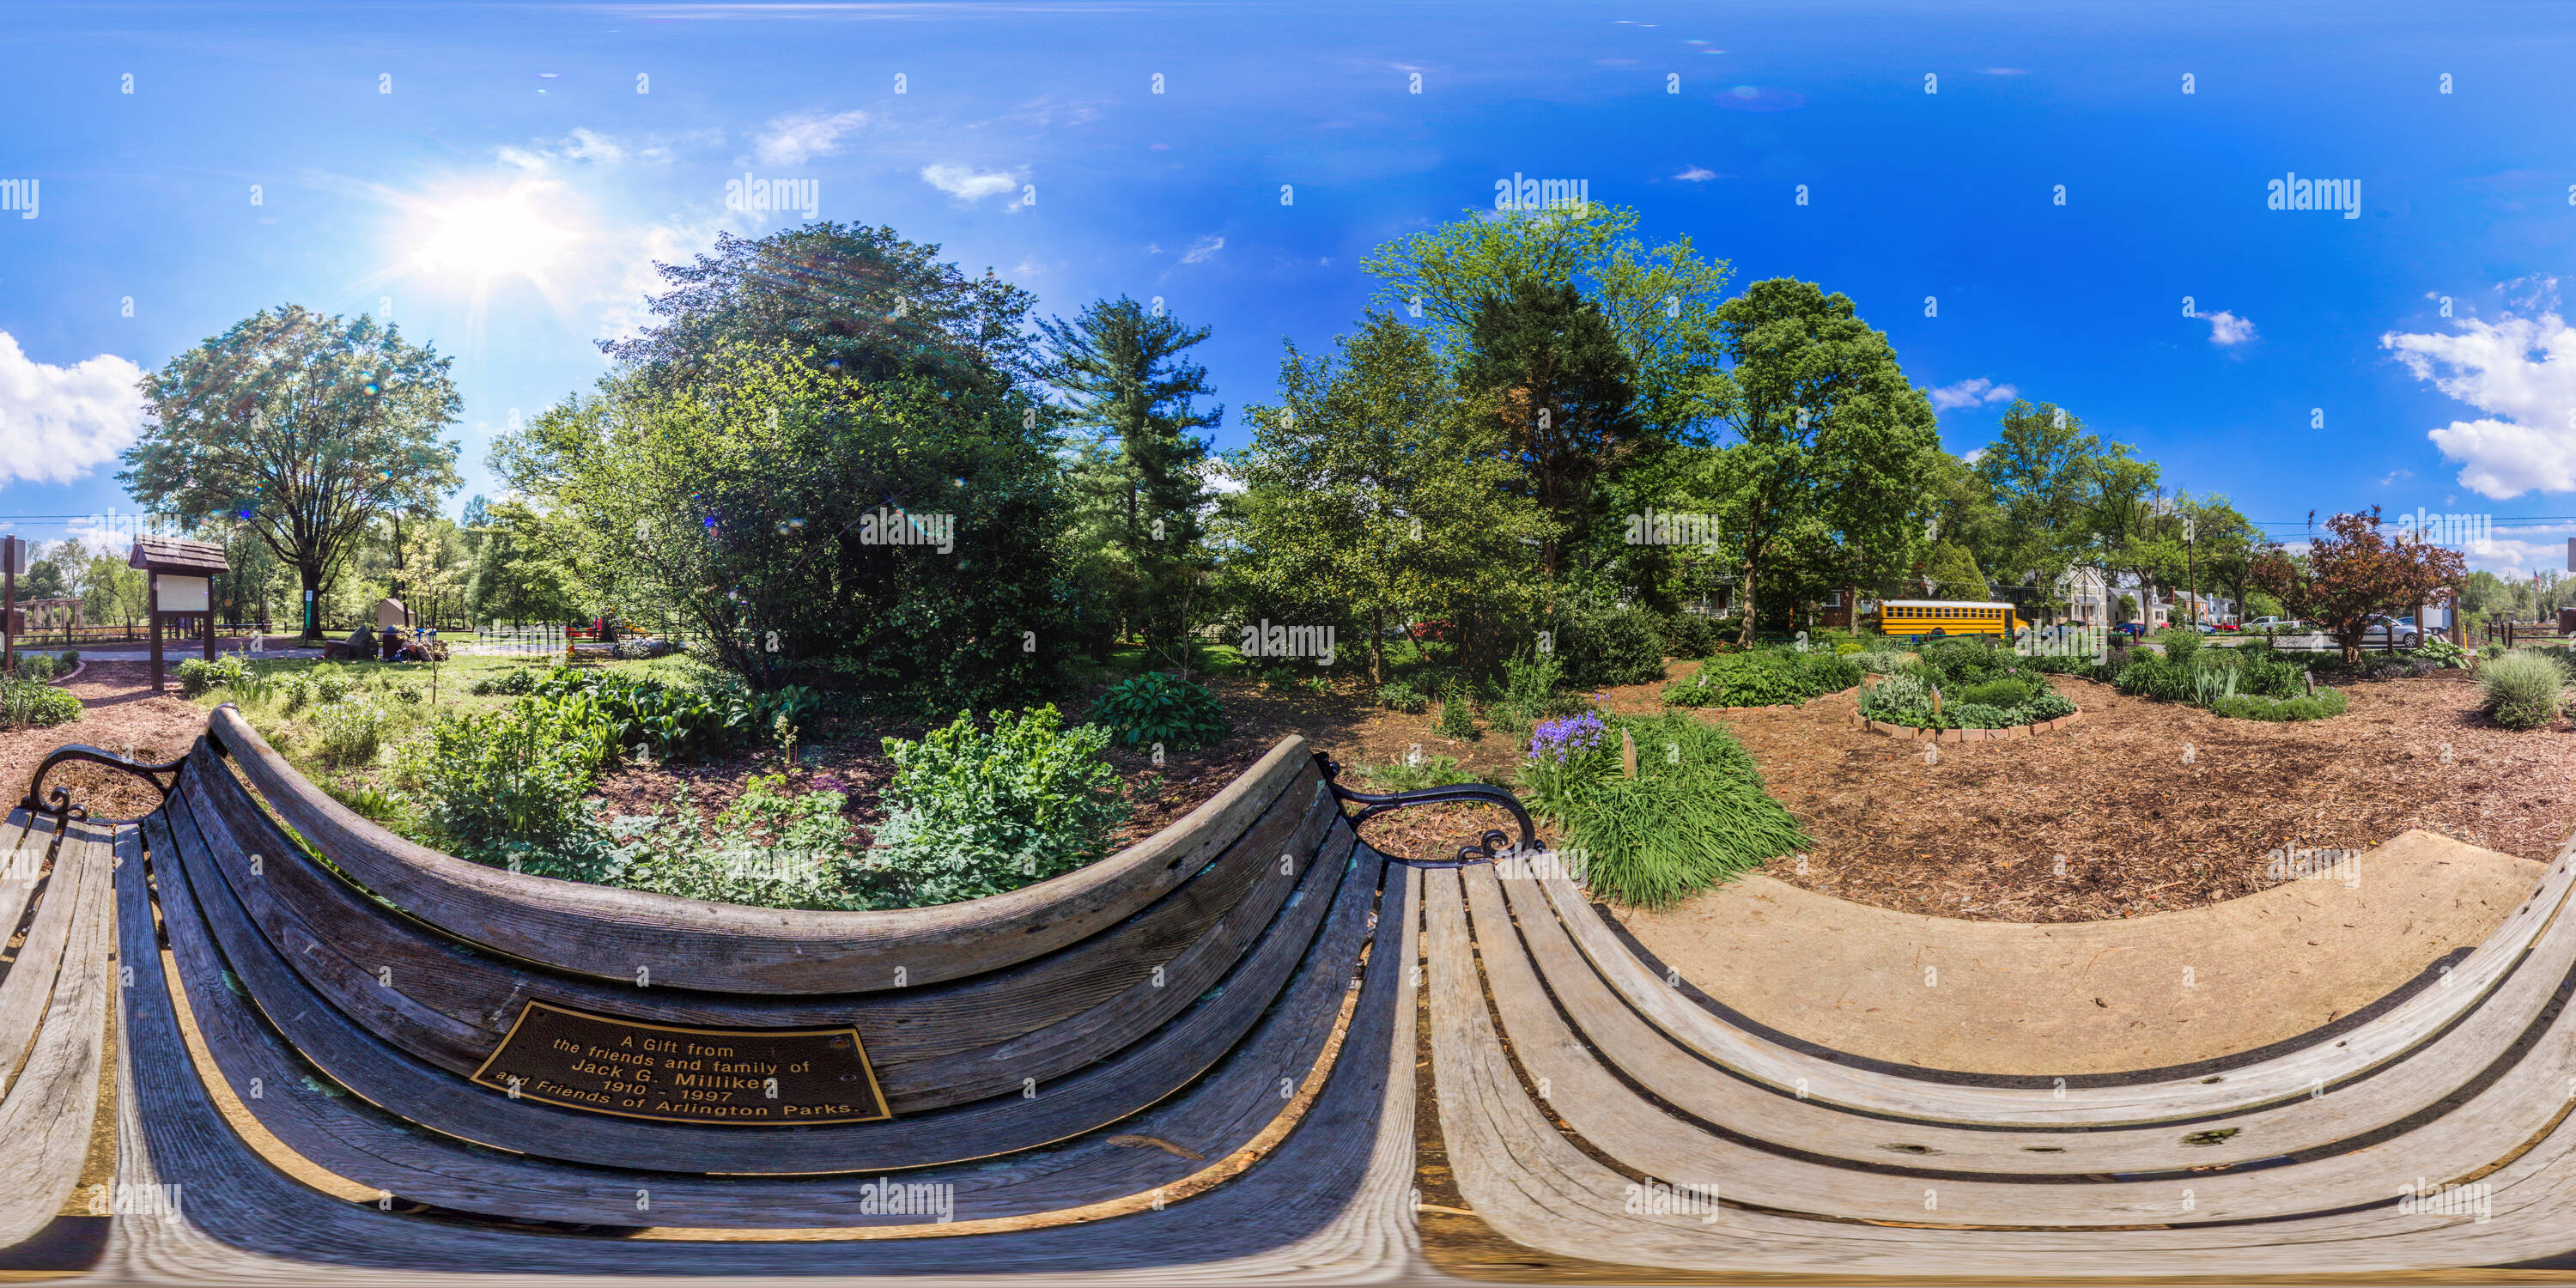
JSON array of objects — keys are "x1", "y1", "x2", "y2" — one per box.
[{"x1": 1613, "y1": 829, "x2": 2551, "y2": 1075}]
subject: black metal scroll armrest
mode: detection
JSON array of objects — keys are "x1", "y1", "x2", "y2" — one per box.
[
  {"x1": 1312, "y1": 751, "x2": 1539, "y2": 868},
  {"x1": 18, "y1": 744, "x2": 189, "y2": 835}
]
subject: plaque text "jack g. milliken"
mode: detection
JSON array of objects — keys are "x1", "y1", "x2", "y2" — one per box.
[{"x1": 470, "y1": 1000, "x2": 890, "y2": 1126}]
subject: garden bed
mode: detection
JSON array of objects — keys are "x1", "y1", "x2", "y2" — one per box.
[{"x1": 1639, "y1": 668, "x2": 2576, "y2": 923}]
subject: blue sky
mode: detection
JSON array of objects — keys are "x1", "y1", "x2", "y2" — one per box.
[{"x1": 3, "y1": 0, "x2": 2574, "y2": 574}]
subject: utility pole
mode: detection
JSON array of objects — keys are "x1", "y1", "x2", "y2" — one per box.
[{"x1": 2184, "y1": 513, "x2": 2198, "y2": 629}]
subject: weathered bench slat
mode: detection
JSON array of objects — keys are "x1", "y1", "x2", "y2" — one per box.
[
  {"x1": 1496, "y1": 860, "x2": 2576, "y2": 1176},
  {"x1": 0, "y1": 810, "x2": 46, "y2": 985},
  {"x1": 141, "y1": 805, "x2": 1384, "y2": 1227},
  {"x1": 107, "y1": 823, "x2": 1423, "y2": 1279},
  {"x1": 1459, "y1": 862, "x2": 2576, "y2": 1226},
  {"x1": 209, "y1": 703, "x2": 1312, "y2": 995},
  {"x1": 0, "y1": 817, "x2": 112, "y2": 1249},
  {"x1": 173, "y1": 755, "x2": 1339, "y2": 1113},
  {"x1": 1539, "y1": 845, "x2": 2576, "y2": 1125},
  {"x1": 0, "y1": 813, "x2": 97, "y2": 1090},
  {"x1": 153, "y1": 770, "x2": 1361, "y2": 1174}
]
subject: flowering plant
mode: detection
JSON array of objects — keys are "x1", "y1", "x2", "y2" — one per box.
[{"x1": 1528, "y1": 711, "x2": 1608, "y2": 763}]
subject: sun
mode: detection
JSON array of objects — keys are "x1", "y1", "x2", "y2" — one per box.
[{"x1": 410, "y1": 189, "x2": 572, "y2": 283}]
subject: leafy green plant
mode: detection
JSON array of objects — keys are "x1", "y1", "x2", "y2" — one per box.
[
  {"x1": 2208, "y1": 690, "x2": 2349, "y2": 721},
  {"x1": 1662, "y1": 648, "x2": 1862, "y2": 708},
  {"x1": 1433, "y1": 689, "x2": 1480, "y2": 739},
  {"x1": 308, "y1": 697, "x2": 395, "y2": 767},
  {"x1": 15, "y1": 654, "x2": 55, "y2": 683},
  {"x1": 175, "y1": 654, "x2": 252, "y2": 698},
  {"x1": 2156, "y1": 629, "x2": 2203, "y2": 664},
  {"x1": 1090, "y1": 671, "x2": 1230, "y2": 750},
  {"x1": 1959, "y1": 676, "x2": 2042, "y2": 708},
  {"x1": 2408, "y1": 636, "x2": 2470, "y2": 669},
  {"x1": 1657, "y1": 611, "x2": 1722, "y2": 660},
  {"x1": 0, "y1": 677, "x2": 81, "y2": 729},
  {"x1": 308, "y1": 663, "x2": 355, "y2": 704},
  {"x1": 1520, "y1": 711, "x2": 1807, "y2": 908},
  {"x1": 1359, "y1": 755, "x2": 1485, "y2": 793},
  {"x1": 2481, "y1": 650, "x2": 2565, "y2": 730},
  {"x1": 405, "y1": 697, "x2": 619, "y2": 876},
  {"x1": 58, "y1": 650, "x2": 78, "y2": 670},
  {"x1": 1555, "y1": 605, "x2": 1668, "y2": 689},
  {"x1": 867, "y1": 706, "x2": 1132, "y2": 907},
  {"x1": 602, "y1": 775, "x2": 871, "y2": 910},
  {"x1": 1375, "y1": 680, "x2": 1429, "y2": 714}
]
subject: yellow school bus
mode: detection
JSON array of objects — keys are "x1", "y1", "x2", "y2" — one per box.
[{"x1": 1877, "y1": 599, "x2": 2026, "y2": 639}]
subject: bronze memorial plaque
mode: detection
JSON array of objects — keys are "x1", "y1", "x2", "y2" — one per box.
[{"x1": 470, "y1": 1000, "x2": 890, "y2": 1125}]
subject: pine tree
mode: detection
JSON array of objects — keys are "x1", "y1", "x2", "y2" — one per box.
[{"x1": 1040, "y1": 297, "x2": 1223, "y2": 663}]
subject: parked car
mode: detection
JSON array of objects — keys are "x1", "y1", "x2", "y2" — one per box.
[
  {"x1": 2111, "y1": 622, "x2": 2151, "y2": 639},
  {"x1": 2244, "y1": 616, "x2": 2304, "y2": 632},
  {"x1": 2356, "y1": 615, "x2": 2422, "y2": 647}
]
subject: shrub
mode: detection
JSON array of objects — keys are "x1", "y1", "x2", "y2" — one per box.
[
  {"x1": 1657, "y1": 611, "x2": 1722, "y2": 661},
  {"x1": 0, "y1": 677, "x2": 81, "y2": 729},
  {"x1": 1856, "y1": 669, "x2": 2075, "y2": 730},
  {"x1": 308, "y1": 697, "x2": 396, "y2": 768},
  {"x1": 1556, "y1": 606, "x2": 1668, "y2": 690},
  {"x1": 1662, "y1": 648, "x2": 1862, "y2": 708},
  {"x1": 866, "y1": 706, "x2": 1132, "y2": 907},
  {"x1": 2482, "y1": 642, "x2": 2506, "y2": 660},
  {"x1": 2156, "y1": 629, "x2": 2202, "y2": 664},
  {"x1": 309, "y1": 664, "x2": 355, "y2": 704},
  {"x1": 468, "y1": 666, "x2": 544, "y2": 697},
  {"x1": 2208, "y1": 690, "x2": 2349, "y2": 721},
  {"x1": 2481, "y1": 650, "x2": 2565, "y2": 730},
  {"x1": 278, "y1": 674, "x2": 316, "y2": 714},
  {"x1": 603, "y1": 775, "x2": 870, "y2": 910},
  {"x1": 1519, "y1": 711, "x2": 1807, "y2": 908},
  {"x1": 1375, "y1": 681, "x2": 1430, "y2": 714},
  {"x1": 1090, "y1": 671, "x2": 1230, "y2": 750},
  {"x1": 15, "y1": 654, "x2": 56, "y2": 683},
  {"x1": 58, "y1": 650, "x2": 78, "y2": 669},
  {"x1": 1959, "y1": 676, "x2": 2041, "y2": 708},
  {"x1": 407, "y1": 697, "x2": 619, "y2": 875},
  {"x1": 2408, "y1": 636, "x2": 2470, "y2": 669},
  {"x1": 1433, "y1": 690, "x2": 1480, "y2": 739},
  {"x1": 175, "y1": 654, "x2": 252, "y2": 698}
]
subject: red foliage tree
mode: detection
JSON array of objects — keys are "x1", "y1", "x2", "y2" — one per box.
[{"x1": 2250, "y1": 508, "x2": 2465, "y2": 663}]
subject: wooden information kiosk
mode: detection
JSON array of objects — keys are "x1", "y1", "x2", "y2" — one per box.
[{"x1": 131, "y1": 535, "x2": 231, "y2": 692}]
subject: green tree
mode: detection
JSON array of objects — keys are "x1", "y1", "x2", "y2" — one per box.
[
  {"x1": 1974, "y1": 401, "x2": 2099, "y2": 618},
  {"x1": 1923, "y1": 541, "x2": 1993, "y2": 600},
  {"x1": 463, "y1": 499, "x2": 579, "y2": 625},
  {"x1": 1707, "y1": 279, "x2": 1941, "y2": 644},
  {"x1": 1039, "y1": 296, "x2": 1223, "y2": 662},
  {"x1": 1223, "y1": 314, "x2": 1547, "y2": 685},
  {"x1": 1457, "y1": 277, "x2": 1643, "y2": 587},
  {"x1": 125, "y1": 305, "x2": 463, "y2": 642}
]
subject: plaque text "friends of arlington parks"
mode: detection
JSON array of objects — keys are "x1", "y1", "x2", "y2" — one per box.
[{"x1": 469, "y1": 1000, "x2": 891, "y2": 1125}]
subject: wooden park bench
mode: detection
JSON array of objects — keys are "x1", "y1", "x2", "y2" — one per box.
[{"x1": 0, "y1": 703, "x2": 1540, "y2": 1280}]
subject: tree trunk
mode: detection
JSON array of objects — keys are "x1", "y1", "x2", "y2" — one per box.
[{"x1": 298, "y1": 562, "x2": 327, "y2": 644}]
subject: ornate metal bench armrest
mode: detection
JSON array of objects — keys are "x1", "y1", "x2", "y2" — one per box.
[
  {"x1": 1311, "y1": 751, "x2": 1538, "y2": 867},
  {"x1": 18, "y1": 744, "x2": 189, "y2": 833}
]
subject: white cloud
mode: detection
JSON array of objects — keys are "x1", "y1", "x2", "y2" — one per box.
[
  {"x1": 1926, "y1": 378, "x2": 2018, "y2": 412},
  {"x1": 1145, "y1": 242, "x2": 1164, "y2": 255},
  {"x1": 1180, "y1": 234, "x2": 1224, "y2": 264},
  {"x1": 2379, "y1": 469, "x2": 2413, "y2": 485},
  {"x1": 0, "y1": 333, "x2": 148, "y2": 486},
  {"x1": 2205, "y1": 310, "x2": 2257, "y2": 346},
  {"x1": 2385, "y1": 309, "x2": 2576, "y2": 498},
  {"x1": 562, "y1": 128, "x2": 628, "y2": 164},
  {"x1": 1961, "y1": 448, "x2": 1986, "y2": 465},
  {"x1": 1674, "y1": 166, "x2": 1717, "y2": 182},
  {"x1": 754, "y1": 110, "x2": 871, "y2": 165},
  {"x1": 920, "y1": 163, "x2": 1022, "y2": 203}
]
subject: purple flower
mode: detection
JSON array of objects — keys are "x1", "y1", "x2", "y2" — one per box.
[{"x1": 1528, "y1": 711, "x2": 1608, "y2": 762}]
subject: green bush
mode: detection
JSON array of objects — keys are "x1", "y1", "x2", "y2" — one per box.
[
  {"x1": 1959, "y1": 676, "x2": 2041, "y2": 708},
  {"x1": 866, "y1": 706, "x2": 1133, "y2": 907},
  {"x1": 2156, "y1": 629, "x2": 2202, "y2": 664},
  {"x1": 15, "y1": 654, "x2": 55, "y2": 683},
  {"x1": 0, "y1": 677, "x2": 81, "y2": 729},
  {"x1": 1556, "y1": 606, "x2": 1669, "y2": 690},
  {"x1": 1662, "y1": 648, "x2": 1862, "y2": 708},
  {"x1": 309, "y1": 663, "x2": 355, "y2": 704},
  {"x1": 468, "y1": 666, "x2": 544, "y2": 696},
  {"x1": 2208, "y1": 690, "x2": 2349, "y2": 721},
  {"x1": 1657, "y1": 611, "x2": 1722, "y2": 661},
  {"x1": 308, "y1": 697, "x2": 399, "y2": 768},
  {"x1": 1518, "y1": 711, "x2": 1807, "y2": 908},
  {"x1": 1433, "y1": 691, "x2": 1480, "y2": 739},
  {"x1": 1856, "y1": 669, "x2": 2075, "y2": 730},
  {"x1": 2481, "y1": 650, "x2": 2565, "y2": 730},
  {"x1": 58, "y1": 650, "x2": 78, "y2": 669},
  {"x1": 175, "y1": 654, "x2": 252, "y2": 698},
  {"x1": 2407, "y1": 636, "x2": 2470, "y2": 669},
  {"x1": 1090, "y1": 671, "x2": 1230, "y2": 750},
  {"x1": 1375, "y1": 680, "x2": 1430, "y2": 714},
  {"x1": 602, "y1": 775, "x2": 871, "y2": 910},
  {"x1": 406, "y1": 697, "x2": 620, "y2": 875}
]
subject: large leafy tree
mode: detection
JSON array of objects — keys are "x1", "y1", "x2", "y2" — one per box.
[
  {"x1": 2251, "y1": 508, "x2": 2464, "y2": 662},
  {"x1": 125, "y1": 306, "x2": 462, "y2": 641},
  {"x1": 1224, "y1": 314, "x2": 1547, "y2": 684},
  {"x1": 462, "y1": 498, "x2": 579, "y2": 625},
  {"x1": 1457, "y1": 277, "x2": 1643, "y2": 587},
  {"x1": 1973, "y1": 400, "x2": 2099, "y2": 615},
  {"x1": 1708, "y1": 279, "x2": 1940, "y2": 643},
  {"x1": 1039, "y1": 296, "x2": 1223, "y2": 662}
]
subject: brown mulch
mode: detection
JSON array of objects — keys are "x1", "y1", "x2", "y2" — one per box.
[
  {"x1": 1, "y1": 662, "x2": 218, "y2": 822},
  {"x1": 1656, "y1": 668, "x2": 2576, "y2": 923}
]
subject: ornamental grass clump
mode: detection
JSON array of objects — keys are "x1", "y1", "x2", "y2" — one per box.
[
  {"x1": 2480, "y1": 649, "x2": 2566, "y2": 730},
  {"x1": 1517, "y1": 711, "x2": 1807, "y2": 909}
]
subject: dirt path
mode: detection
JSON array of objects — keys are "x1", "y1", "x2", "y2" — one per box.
[{"x1": 2, "y1": 662, "x2": 210, "y2": 820}]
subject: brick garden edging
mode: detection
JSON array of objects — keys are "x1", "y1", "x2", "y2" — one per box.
[{"x1": 1850, "y1": 708, "x2": 2084, "y2": 743}]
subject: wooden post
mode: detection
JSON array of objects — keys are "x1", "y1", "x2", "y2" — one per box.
[
  {"x1": 2, "y1": 535, "x2": 15, "y2": 677},
  {"x1": 148, "y1": 570, "x2": 164, "y2": 692},
  {"x1": 204, "y1": 599, "x2": 216, "y2": 665}
]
